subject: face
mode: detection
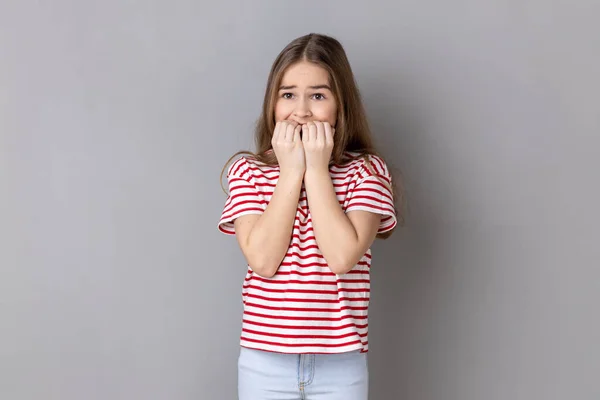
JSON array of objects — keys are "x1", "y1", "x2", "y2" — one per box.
[{"x1": 274, "y1": 61, "x2": 338, "y2": 127}]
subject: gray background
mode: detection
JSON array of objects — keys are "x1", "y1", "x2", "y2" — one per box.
[{"x1": 1, "y1": 1, "x2": 599, "y2": 399}]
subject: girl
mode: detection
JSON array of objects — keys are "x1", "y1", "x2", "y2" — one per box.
[{"x1": 218, "y1": 33, "x2": 401, "y2": 400}]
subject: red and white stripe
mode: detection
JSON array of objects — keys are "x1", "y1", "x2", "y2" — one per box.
[{"x1": 218, "y1": 153, "x2": 396, "y2": 353}]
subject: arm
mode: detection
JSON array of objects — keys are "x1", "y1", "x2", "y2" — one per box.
[
  {"x1": 230, "y1": 120, "x2": 305, "y2": 277},
  {"x1": 234, "y1": 169, "x2": 303, "y2": 278},
  {"x1": 303, "y1": 168, "x2": 381, "y2": 275}
]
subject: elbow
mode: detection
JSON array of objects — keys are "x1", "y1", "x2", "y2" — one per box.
[
  {"x1": 329, "y1": 264, "x2": 354, "y2": 275},
  {"x1": 251, "y1": 265, "x2": 278, "y2": 278},
  {"x1": 327, "y1": 257, "x2": 357, "y2": 276},
  {"x1": 242, "y1": 243, "x2": 286, "y2": 278},
  {"x1": 247, "y1": 255, "x2": 280, "y2": 278}
]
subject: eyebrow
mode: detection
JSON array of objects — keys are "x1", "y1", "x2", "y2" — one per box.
[{"x1": 279, "y1": 84, "x2": 332, "y2": 90}]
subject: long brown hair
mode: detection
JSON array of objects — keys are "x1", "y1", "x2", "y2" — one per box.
[{"x1": 221, "y1": 33, "x2": 404, "y2": 237}]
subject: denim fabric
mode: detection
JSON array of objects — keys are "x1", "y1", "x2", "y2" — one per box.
[{"x1": 238, "y1": 346, "x2": 369, "y2": 400}]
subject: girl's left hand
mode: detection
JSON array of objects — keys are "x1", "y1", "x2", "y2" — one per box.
[{"x1": 302, "y1": 121, "x2": 334, "y2": 171}]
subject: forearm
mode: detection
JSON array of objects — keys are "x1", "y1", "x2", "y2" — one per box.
[
  {"x1": 303, "y1": 168, "x2": 360, "y2": 274},
  {"x1": 245, "y1": 169, "x2": 303, "y2": 276}
]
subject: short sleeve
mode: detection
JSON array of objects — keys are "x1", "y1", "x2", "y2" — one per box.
[
  {"x1": 345, "y1": 156, "x2": 397, "y2": 233},
  {"x1": 217, "y1": 157, "x2": 266, "y2": 235}
]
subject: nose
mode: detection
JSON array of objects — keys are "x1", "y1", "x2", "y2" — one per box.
[{"x1": 293, "y1": 99, "x2": 312, "y2": 118}]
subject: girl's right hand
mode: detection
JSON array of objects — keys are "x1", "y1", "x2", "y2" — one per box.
[{"x1": 271, "y1": 121, "x2": 305, "y2": 174}]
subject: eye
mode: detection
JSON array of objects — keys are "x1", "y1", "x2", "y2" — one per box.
[
  {"x1": 312, "y1": 93, "x2": 326, "y2": 100},
  {"x1": 281, "y1": 92, "x2": 294, "y2": 99}
]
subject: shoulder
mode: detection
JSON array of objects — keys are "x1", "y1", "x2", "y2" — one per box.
[
  {"x1": 226, "y1": 156, "x2": 250, "y2": 178},
  {"x1": 227, "y1": 155, "x2": 278, "y2": 180},
  {"x1": 342, "y1": 152, "x2": 392, "y2": 179},
  {"x1": 364, "y1": 154, "x2": 391, "y2": 177}
]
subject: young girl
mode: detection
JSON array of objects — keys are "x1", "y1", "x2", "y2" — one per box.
[{"x1": 218, "y1": 33, "x2": 401, "y2": 400}]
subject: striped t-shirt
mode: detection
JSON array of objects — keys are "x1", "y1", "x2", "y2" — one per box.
[{"x1": 218, "y1": 152, "x2": 397, "y2": 354}]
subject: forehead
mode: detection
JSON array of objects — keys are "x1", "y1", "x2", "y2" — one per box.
[{"x1": 280, "y1": 61, "x2": 330, "y2": 85}]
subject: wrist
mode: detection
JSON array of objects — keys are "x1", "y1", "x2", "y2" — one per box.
[
  {"x1": 304, "y1": 165, "x2": 330, "y2": 179},
  {"x1": 279, "y1": 167, "x2": 305, "y2": 182}
]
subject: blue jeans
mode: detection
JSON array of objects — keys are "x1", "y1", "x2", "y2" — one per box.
[{"x1": 238, "y1": 346, "x2": 369, "y2": 400}]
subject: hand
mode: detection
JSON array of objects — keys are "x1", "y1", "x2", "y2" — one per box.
[
  {"x1": 301, "y1": 121, "x2": 334, "y2": 171},
  {"x1": 271, "y1": 120, "x2": 305, "y2": 174}
]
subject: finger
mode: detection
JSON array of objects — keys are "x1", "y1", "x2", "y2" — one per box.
[
  {"x1": 304, "y1": 123, "x2": 312, "y2": 142},
  {"x1": 286, "y1": 122, "x2": 297, "y2": 141},
  {"x1": 324, "y1": 122, "x2": 334, "y2": 144},
  {"x1": 293, "y1": 124, "x2": 302, "y2": 142},
  {"x1": 272, "y1": 121, "x2": 281, "y2": 142},
  {"x1": 301, "y1": 124, "x2": 308, "y2": 143},
  {"x1": 280, "y1": 121, "x2": 289, "y2": 141},
  {"x1": 316, "y1": 122, "x2": 325, "y2": 143},
  {"x1": 308, "y1": 122, "x2": 318, "y2": 142}
]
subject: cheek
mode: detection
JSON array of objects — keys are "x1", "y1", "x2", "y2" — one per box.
[
  {"x1": 329, "y1": 109, "x2": 337, "y2": 126},
  {"x1": 274, "y1": 105, "x2": 282, "y2": 121},
  {"x1": 274, "y1": 101, "x2": 290, "y2": 121},
  {"x1": 316, "y1": 103, "x2": 337, "y2": 126}
]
